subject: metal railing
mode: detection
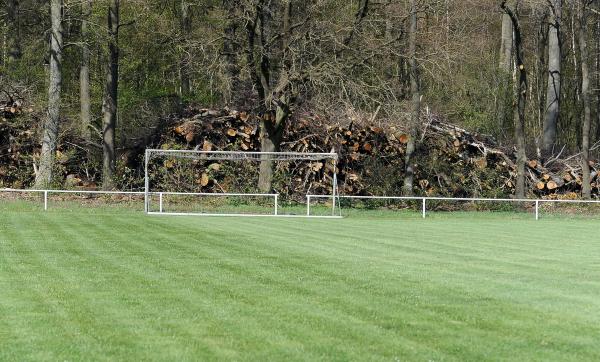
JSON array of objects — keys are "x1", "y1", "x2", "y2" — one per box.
[
  {"x1": 4, "y1": 188, "x2": 598, "y2": 220},
  {"x1": 147, "y1": 192, "x2": 280, "y2": 216},
  {"x1": 1, "y1": 189, "x2": 284, "y2": 216},
  {"x1": 306, "y1": 194, "x2": 600, "y2": 220},
  {"x1": 1, "y1": 188, "x2": 144, "y2": 211}
]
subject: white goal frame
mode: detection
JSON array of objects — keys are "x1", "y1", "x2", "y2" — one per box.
[{"x1": 144, "y1": 149, "x2": 342, "y2": 218}]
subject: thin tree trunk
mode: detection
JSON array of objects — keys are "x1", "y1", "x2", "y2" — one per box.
[
  {"x1": 542, "y1": 0, "x2": 561, "y2": 159},
  {"x1": 102, "y1": 0, "x2": 119, "y2": 190},
  {"x1": 180, "y1": 0, "x2": 191, "y2": 99},
  {"x1": 223, "y1": 0, "x2": 241, "y2": 106},
  {"x1": 498, "y1": 9, "x2": 514, "y2": 133},
  {"x1": 6, "y1": 0, "x2": 21, "y2": 62},
  {"x1": 35, "y1": 0, "x2": 63, "y2": 188},
  {"x1": 578, "y1": 0, "x2": 591, "y2": 199},
  {"x1": 499, "y1": 13, "x2": 513, "y2": 71},
  {"x1": 596, "y1": 18, "x2": 600, "y2": 142},
  {"x1": 403, "y1": 0, "x2": 420, "y2": 196},
  {"x1": 80, "y1": 0, "x2": 92, "y2": 140},
  {"x1": 502, "y1": 1, "x2": 527, "y2": 199}
]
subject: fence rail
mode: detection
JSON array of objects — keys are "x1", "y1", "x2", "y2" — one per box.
[
  {"x1": 306, "y1": 194, "x2": 600, "y2": 220},
  {"x1": 0, "y1": 189, "x2": 281, "y2": 215},
  {"x1": 3, "y1": 188, "x2": 600, "y2": 220}
]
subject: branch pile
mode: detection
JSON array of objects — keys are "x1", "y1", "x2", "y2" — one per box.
[
  {"x1": 1, "y1": 103, "x2": 598, "y2": 199},
  {"x1": 153, "y1": 107, "x2": 599, "y2": 198}
]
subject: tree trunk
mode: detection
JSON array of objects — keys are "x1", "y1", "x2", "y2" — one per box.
[
  {"x1": 257, "y1": 91, "x2": 289, "y2": 192},
  {"x1": 596, "y1": 18, "x2": 600, "y2": 142},
  {"x1": 403, "y1": 0, "x2": 420, "y2": 196},
  {"x1": 578, "y1": 0, "x2": 591, "y2": 199},
  {"x1": 6, "y1": 0, "x2": 22, "y2": 62},
  {"x1": 35, "y1": 0, "x2": 63, "y2": 188},
  {"x1": 502, "y1": 1, "x2": 527, "y2": 199},
  {"x1": 499, "y1": 12, "x2": 513, "y2": 71},
  {"x1": 102, "y1": 0, "x2": 119, "y2": 190},
  {"x1": 497, "y1": 8, "x2": 514, "y2": 134},
  {"x1": 541, "y1": 0, "x2": 561, "y2": 159},
  {"x1": 257, "y1": 113, "x2": 285, "y2": 193},
  {"x1": 256, "y1": 0, "x2": 292, "y2": 193},
  {"x1": 180, "y1": 0, "x2": 191, "y2": 99},
  {"x1": 80, "y1": 0, "x2": 92, "y2": 141},
  {"x1": 223, "y1": 0, "x2": 241, "y2": 106}
]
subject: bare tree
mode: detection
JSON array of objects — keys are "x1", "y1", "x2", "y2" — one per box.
[
  {"x1": 578, "y1": 0, "x2": 592, "y2": 199},
  {"x1": 499, "y1": 5, "x2": 514, "y2": 71},
  {"x1": 6, "y1": 0, "x2": 22, "y2": 62},
  {"x1": 497, "y1": 1, "x2": 514, "y2": 129},
  {"x1": 223, "y1": 0, "x2": 241, "y2": 106},
  {"x1": 502, "y1": 0, "x2": 527, "y2": 198},
  {"x1": 35, "y1": 0, "x2": 63, "y2": 188},
  {"x1": 403, "y1": 0, "x2": 420, "y2": 196},
  {"x1": 80, "y1": 0, "x2": 92, "y2": 141},
  {"x1": 541, "y1": 0, "x2": 562, "y2": 159},
  {"x1": 241, "y1": 0, "x2": 370, "y2": 192},
  {"x1": 180, "y1": 0, "x2": 192, "y2": 98},
  {"x1": 102, "y1": 0, "x2": 119, "y2": 190}
]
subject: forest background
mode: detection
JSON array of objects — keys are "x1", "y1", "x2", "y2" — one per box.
[{"x1": 1, "y1": 0, "x2": 600, "y2": 199}]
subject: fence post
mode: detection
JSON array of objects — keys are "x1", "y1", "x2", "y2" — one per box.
[
  {"x1": 306, "y1": 195, "x2": 311, "y2": 216},
  {"x1": 159, "y1": 192, "x2": 163, "y2": 213},
  {"x1": 422, "y1": 198, "x2": 426, "y2": 219},
  {"x1": 44, "y1": 190, "x2": 48, "y2": 211},
  {"x1": 274, "y1": 194, "x2": 279, "y2": 216},
  {"x1": 535, "y1": 200, "x2": 539, "y2": 221}
]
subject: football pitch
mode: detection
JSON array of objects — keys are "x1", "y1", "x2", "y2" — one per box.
[{"x1": 1, "y1": 207, "x2": 599, "y2": 361}]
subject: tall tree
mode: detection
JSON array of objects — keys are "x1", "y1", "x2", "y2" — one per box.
[
  {"x1": 223, "y1": 0, "x2": 241, "y2": 106},
  {"x1": 180, "y1": 0, "x2": 192, "y2": 98},
  {"x1": 578, "y1": 0, "x2": 592, "y2": 199},
  {"x1": 6, "y1": 0, "x2": 22, "y2": 62},
  {"x1": 254, "y1": 0, "x2": 293, "y2": 192},
  {"x1": 497, "y1": 1, "x2": 514, "y2": 130},
  {"x1": 80, "y1": 0, "x2": 92, "y2": 140},
  {"x1": 102, "y1": 0, "x2": 119, "y2": 190},
  {"x1": 403, "y1": 0, "x2": 420, "y2": 196},
  {"x1": 35, "y1": 0, "x2": 63, "y2": 188},
  {"x1": 499, "y1": 6, "x2": 514, "y2": 71},
  {"x1": 541, "y1": 0, "x2": 562, "y2": 159},
  {"x1": 502, "y1": 0, "x2": 527, "y2": 198},
  {"x1": 241, "y1": 0, "x2": 371, "y2": 192}
]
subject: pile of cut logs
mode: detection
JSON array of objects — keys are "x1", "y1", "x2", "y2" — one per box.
[{"x1": 156, "y1": 107, "x2": 599, "y2": 198}]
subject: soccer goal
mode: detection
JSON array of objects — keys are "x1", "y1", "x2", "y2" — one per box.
[{"x1": 144, "y1": 149, "x2": 342, "y2": 218}]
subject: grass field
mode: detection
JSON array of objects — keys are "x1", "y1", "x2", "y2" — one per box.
[{"x1": 1, "y1": 206, "x2": 600, "y2": 361}]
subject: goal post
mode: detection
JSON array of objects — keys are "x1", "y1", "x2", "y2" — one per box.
[{"x1": 144, "y1": 149, "x2": 341, "y2": 218}]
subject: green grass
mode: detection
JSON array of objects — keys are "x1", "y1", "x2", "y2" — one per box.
[{"x1": 1, "y1": 206, "x2": 600, "y2": 361}]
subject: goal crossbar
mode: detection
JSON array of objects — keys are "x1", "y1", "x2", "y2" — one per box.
[{"x1": 145, "y1": 149, "x2": 338, "y2": 162}]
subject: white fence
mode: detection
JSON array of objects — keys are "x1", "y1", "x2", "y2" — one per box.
[
  {"x1": 0, "y1": 189, "x2": 145, "y2": 211},
  {"x1": 2, "y1": 188, "x2": 600, "y2": 220},
  {"x1": 0, "y1": 189, "x2": 336, "y2": 218},
  {"x1": 306, "y1": 194, "x2": 600, "y2": 220},
  {"x1": 146, "y1": 192, "x2": 280, "y2": 216}
]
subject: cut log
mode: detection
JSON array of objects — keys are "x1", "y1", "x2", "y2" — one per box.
[
  {"x1": 200, "y1": 173, "x2": 209, "y2": 187},
  {"x1": 397, "y1": 134, "x2": 409, "y2": 144}
]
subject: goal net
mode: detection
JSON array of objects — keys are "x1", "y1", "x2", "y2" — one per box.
[{"x1": 144, "y1": 149, "x2": 341, "y2": 217}]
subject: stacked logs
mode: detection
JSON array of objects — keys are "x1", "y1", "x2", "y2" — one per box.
[
  {"x1": 1, "y1": 102, "x2": 598, "y2": 198},
  {"x1": 158, "y1": 107, "x2": 599, "y2": 198}
]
